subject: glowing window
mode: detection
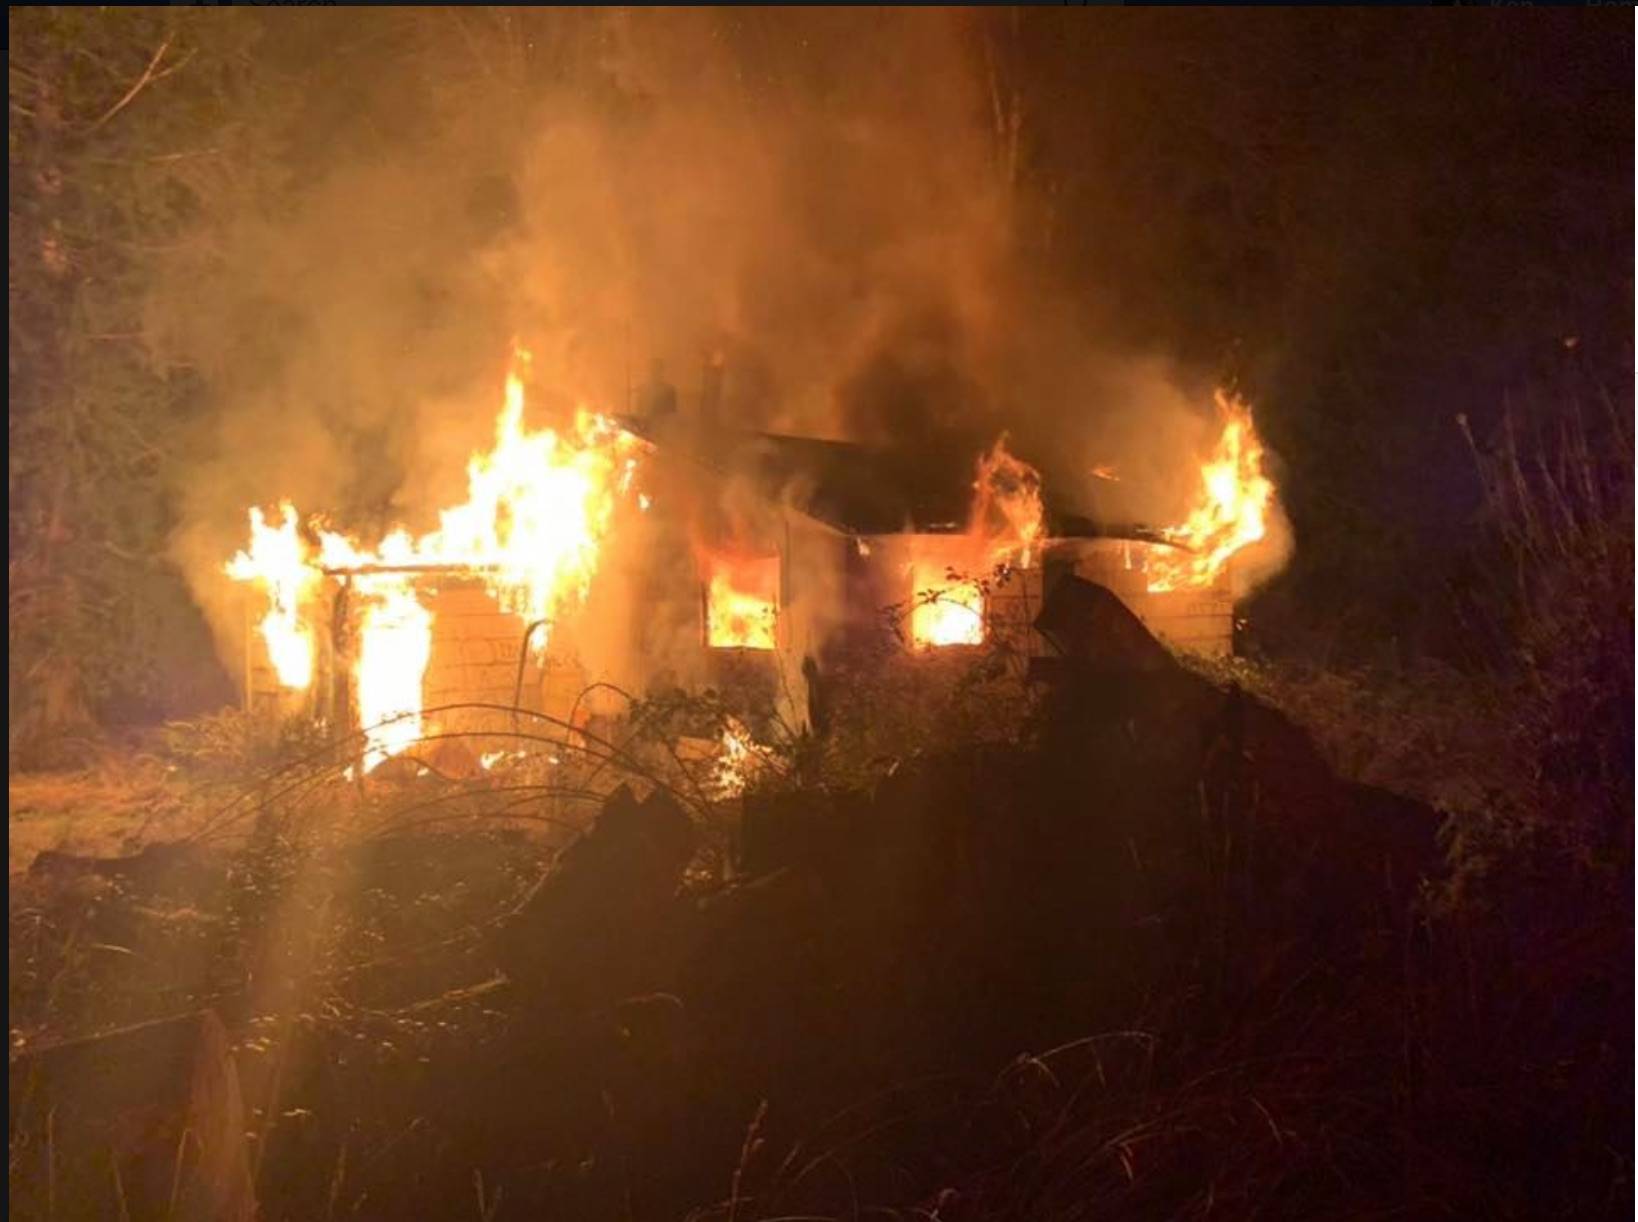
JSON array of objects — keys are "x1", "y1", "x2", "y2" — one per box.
[
  {"x1": 909, "y1": 564, "x2": 985, "y2": 648},
  {"x1": 706, "y1": 555, "x2": 778, "y2": 650}
]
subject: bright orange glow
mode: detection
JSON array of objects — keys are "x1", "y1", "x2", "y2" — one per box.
[
  {"x1": 227, "y1": 349, "x2": 645, "y2": 765},
  {"x1": 900, "y1": 437, "x2": 1039, "y2": 650},
  {"x1": 705, "y1": 555, "x2": 778, "y2": 650},
  {"x1": 909, "y1": 567, "x2": 985, "y2": 648},
  {"x1": 353, "y1": 576, "x2": 433, "y2": 772},
  {"x1": 710, "y1": 718, "x2": 757, "y2": 798},
  {"x1": 226, "y1": 502, "x2": 318, "y2": 690},
  {"x1": 416, "y1": 359, "x2": 645, "y2": 655},
  {"x1": 972, "y1": 437, "x2": 1044, "y2": 568},
  {"x1": 1147, "y1": 392, "x2": 1275, "y2": 593}
]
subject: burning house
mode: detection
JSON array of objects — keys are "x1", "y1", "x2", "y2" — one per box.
[{"x1": 229, "y1": 356, "x2": 1268, "y2": 773}]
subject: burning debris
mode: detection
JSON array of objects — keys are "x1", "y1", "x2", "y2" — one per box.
[{"x1": 708, "y1": 717, "x2": 776, "y2": 799}]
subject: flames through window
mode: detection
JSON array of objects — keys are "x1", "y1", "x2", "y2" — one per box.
[
  {"x1": 909, "y1": 564, "x2": 985, "y2": 648},
  {"x1": 705, "y1": 554, "x2": 778, "y2": 650}
]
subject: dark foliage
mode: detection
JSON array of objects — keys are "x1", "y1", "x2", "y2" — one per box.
[{"x1": 8, "y1": 8, "x2": 284, "y2": 764}]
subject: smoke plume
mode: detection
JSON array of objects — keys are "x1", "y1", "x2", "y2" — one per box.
[{"x1": 155, "y1": 8, "x2": 1286, "y2": 688}]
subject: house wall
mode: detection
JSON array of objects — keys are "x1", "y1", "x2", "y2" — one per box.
[
  {"x1": 780, "y1": 511, "x2": 850, "y2": 667},
  {"x1": 240, "y1": 529, "x2": 1233, "y2": 752},
  {"x1": 697, "y1": 511, "x2": 846, "y2": 728},
  {"x1": 796, "y1": 534, "x2": 1232, "y2": 663},
  {"x1": 417, "y1": 581, "x2": 566, "y2": 738},
  {"x1": 1067, "y1": 539, "x2": 1234, "y2": 656},
  {"x1": 830, "y1": 534, "x2": 1047, "y2": 658},
  {"x1": 243, "y1": 578, "x2": 577, "y2": 747}
]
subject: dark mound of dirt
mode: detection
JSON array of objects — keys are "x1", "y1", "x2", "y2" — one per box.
[{"x1": 475, "y1": 577, "x2": 1445, "y2": 1216}]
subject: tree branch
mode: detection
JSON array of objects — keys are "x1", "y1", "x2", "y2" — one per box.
[{"x1": 86, "y1": 34, "x2": 181, "y2": 133}]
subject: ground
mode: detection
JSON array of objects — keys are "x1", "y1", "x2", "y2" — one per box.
[{"x1": 7, "y1": 642, "x2": 1631, "y2": 1222}]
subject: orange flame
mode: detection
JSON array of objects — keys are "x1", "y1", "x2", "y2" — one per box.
[
  {"x1": 419, "y1": 365, "x2": 643, "y2": 654},
  {"x1": 227, "y1": 349, "x2": 644, "y2": 770},
  {"x1": 972, "y1": 437, "x2": 1044, "y2": 569},
  {"x1": 710, "y1": 718, "x2": 763, "y2": 799},
  {"x1": 1147, "y1": 392, "x2": 1274, "y2": 593},
  {"x1": 903, "y1": 439, "x2": 1042, "y2": 650},
  {"x1": 226, "y1": 502, "x2": 318, "y2": 690},
  {"x1": 353, "y1": 575, "x2": 433, "y2": 772},
  {"x1": 705, "y1": 555, "x2": 778, "y2": 650}
]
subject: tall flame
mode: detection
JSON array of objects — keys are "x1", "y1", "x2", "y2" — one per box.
[
  {"x1": 902, "y1": 440, "x2": 1043, "y2": 650},
  {"x1": 354, "y1": 576, "x2": 433, "y2": 772},
  {"x1": 972, "y1": 438, "x2": 1044, "y2": 569},
  {"x1": 227, "y1": 349, "x2": 644, "y2": 771},
  {"x1": 1147, "y1": 392, "x2": 1274, "y2": 593},
  {"x1": 421, "y1": 364, "x2": 641, "y2": 653},
  {"x1": 226, "y1": 502, "x2": 318, "y2": 690}
]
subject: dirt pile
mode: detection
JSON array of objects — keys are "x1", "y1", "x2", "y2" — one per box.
[{"x1": 479, "y1": 577, "x2": 1443, "y2": 1212}]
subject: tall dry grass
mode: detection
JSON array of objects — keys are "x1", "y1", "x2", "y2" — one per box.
[{"x1": 1442, "y1": 386, "x2": 1633, "y2": 907}]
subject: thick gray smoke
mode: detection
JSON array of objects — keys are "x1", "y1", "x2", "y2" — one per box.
[{"x1": 155, "y1": 9, "x2": 1286, "y2": 688}]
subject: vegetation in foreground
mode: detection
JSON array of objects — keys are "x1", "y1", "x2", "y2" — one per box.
[
  {"x1": 10, "y1": 403, "x2": 1630, "y2": 1219},
  {"x1": 8, "y1": 8, "x2": 1631, "y2": 1219}
]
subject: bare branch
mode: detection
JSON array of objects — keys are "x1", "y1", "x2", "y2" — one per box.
[{"x1": 85, "y1": 34, "x2": 177, "y2": 133}]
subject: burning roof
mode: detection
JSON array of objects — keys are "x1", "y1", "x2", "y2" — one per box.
[
  {"x1": 623, "y1": 420, "x2": 1163, "y2": 545},
  {"x1": 226, "y1": 364, "x2": 1280, "y2": 775}
]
